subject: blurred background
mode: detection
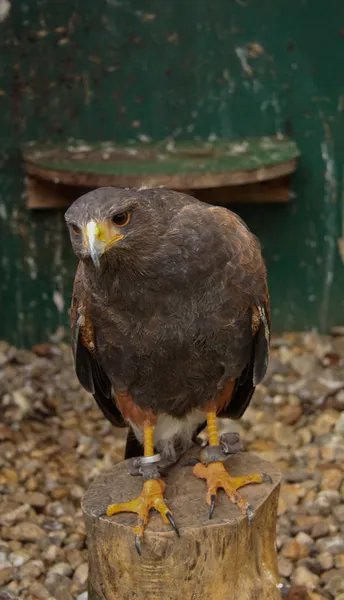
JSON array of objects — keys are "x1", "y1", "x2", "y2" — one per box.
[
  {"x1": 1, "y1": 0, "x2": 344, "y2": 346},
  {"x1": 1, "y1": 3, "x2": 344, "y2": 600}
]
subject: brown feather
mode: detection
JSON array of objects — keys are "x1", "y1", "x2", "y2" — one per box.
[
  {"x1": 65, "y1": 187, "x2": 270, "y2": 463},
  {"x1": 205, "y1": 379, "x2": 236, "y2": 415},
  {"x1": 71, "y1": 261, "x2": 125, "y2": 428},
  {"x1": 115, "y1": 391, "x2": 157, "y2": 427}
]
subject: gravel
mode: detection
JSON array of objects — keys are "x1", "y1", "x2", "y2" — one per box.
[{"x1": 1, "y1": 331, "x2": 344, "y2": 599}]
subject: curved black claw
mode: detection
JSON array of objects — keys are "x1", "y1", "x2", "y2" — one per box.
[
  {"x1": 182, "y1": 458, "x2": 201, "y2": 467},
  {"x1": 166, "y1": 511, "x2": 180, "y2": 537},
  {"x1": 209, "y1": 494, "x2": 216, "y2": 519},
  {"x1": 261, "y1": 472, "x2": 273, "y2": 484},
  {"x1": 135, "y1": 535, "x2": 142, "y2": 556},
  {"x1": 246, "y1": 504, "x2": 253, "y2": 524}
]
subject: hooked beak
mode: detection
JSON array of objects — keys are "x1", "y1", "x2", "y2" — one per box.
[
  {"x1": 85, "y1": 220, "x2": 123, "y2": 268},
  {"x1": 86, "y1": 221, "x2": 105, "y2": 268}
]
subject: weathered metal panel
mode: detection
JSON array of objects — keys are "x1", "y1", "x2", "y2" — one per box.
[{"x1": 0, "y1": 0, "x2": 344, "y2": 346}]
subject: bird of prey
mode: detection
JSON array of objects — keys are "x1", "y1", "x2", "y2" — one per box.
[{"x1": 65, "y1": 187, "x2": 270, "y2": 553}]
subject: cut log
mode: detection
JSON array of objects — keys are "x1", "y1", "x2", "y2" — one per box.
[{"x1": 83, "y1": 451, "x2": 282, "y2": 600}]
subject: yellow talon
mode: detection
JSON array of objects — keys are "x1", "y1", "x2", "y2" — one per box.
[
  {"x1": 106, "y1": 478, "x2": 166, "y2": 518},
  {"x1": 105, "y1": 423, "x2": 179, "y2": 554},
  {"x1": 193, "y1": 460, "x2": 266, "y2": 520},
  {"x1": 194, "y1": 412, "x2": 272, "y2": 521},
  {"x1": 106, "y1": 478, "x2": 179, "y2": 554}
]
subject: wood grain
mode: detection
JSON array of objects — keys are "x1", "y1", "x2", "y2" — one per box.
[
  {"x1": 82, "y1": 450, "x2": 282, "y2": 600},
  {"x1": 23, "y1": 137, "x2": 299, "y2": 191}
]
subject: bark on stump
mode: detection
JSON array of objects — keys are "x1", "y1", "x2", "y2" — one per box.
[{"x1": 83, "y1": 451, "x2": 282, "y2": 600}]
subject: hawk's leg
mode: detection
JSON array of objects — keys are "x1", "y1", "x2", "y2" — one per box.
[
  {"x1": 106, "y1": 424, "x2": 179, "y2": 554},
  {"x1": 193, "y1": 412, "x2": 272, "y2": 521}
]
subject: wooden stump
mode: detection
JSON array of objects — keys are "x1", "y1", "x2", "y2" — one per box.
[{"x1": 82, "y1": 451, "x2": 282, "y2": 600}]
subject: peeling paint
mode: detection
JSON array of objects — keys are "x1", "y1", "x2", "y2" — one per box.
[
  {"x1": 53, "y1": 290, "x2": 65, "y2": 313},
  {"x1": 235, "y1": 47, "x2": 253, "y2": 77},
  {"x1": 137, "y1": 134, "x2": 152, "y2": 143},
  {"x1": 0, "y1": 0, "x2": 10, "y2": 23},
  {"x1": 337, "y1": 170, "x2": 344, "y2": 265},
  {"x1": 25, "y1": 256, "x2": 38, "y2": 280},
  {"x1": 337, "y1": 95, "x2": 344, "y2": 112},
  {"x1": 0, "y1": 203, "x2": 7, "y2": 219},
  {"x1": 319, "y1": 120, "x2": 338, "y2": 331}
]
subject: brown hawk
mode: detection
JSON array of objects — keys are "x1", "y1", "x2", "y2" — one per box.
[{"x1": 65, "y1": 187, "x2": 271, "y2": 554}]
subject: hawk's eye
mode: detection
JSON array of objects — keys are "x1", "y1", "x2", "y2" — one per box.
[
  {"x1": 72, "y1": 223, "x2": 82, "y2": 235},
  {"x1": 112, "y1": 211, "x2": 131, "y2": 227}
]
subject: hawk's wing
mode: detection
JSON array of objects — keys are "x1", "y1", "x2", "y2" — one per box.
[
  {"x1": 71, "y1": 263, "x2": 125, "y2": 428},
  {"x1": 218, "y1": 298, "x2": 270, "y2": 420},
  {"x1": 216, "y1": 209, "x2": 271, "y2": 420}
]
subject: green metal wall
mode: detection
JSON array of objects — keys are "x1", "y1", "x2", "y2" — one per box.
[{"x1": 1, "y1": 0, "x2": 344, "y2": 346}]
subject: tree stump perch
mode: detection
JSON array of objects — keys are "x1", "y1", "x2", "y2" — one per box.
[{"x1": 82, "y1": 451, "x2": 282, "y2": 600}]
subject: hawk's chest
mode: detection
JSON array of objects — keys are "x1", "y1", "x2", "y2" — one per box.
[
  {"x1": 89, "y1": 272, "x2": 250, "y2": 391},
  {"x1": 91, "y1": 284, "x2": 207, "y2": 349}
]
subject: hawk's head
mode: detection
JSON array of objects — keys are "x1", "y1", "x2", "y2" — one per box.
[{"x1": 65, "y1": 187, "x2": 161, "y2": 267}]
